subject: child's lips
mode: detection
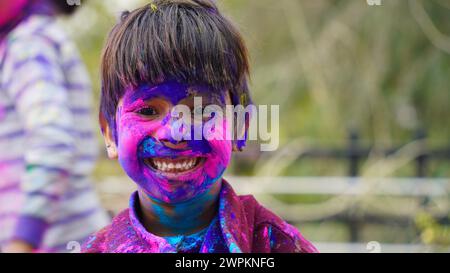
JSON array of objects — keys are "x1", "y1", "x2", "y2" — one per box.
[{"x1": 143, "y1": 156, "x2": 206, "y2": 175}]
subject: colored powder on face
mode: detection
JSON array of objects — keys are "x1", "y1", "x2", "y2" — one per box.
[{"x1": 116, "y1": 80, "x2": 232, "y2": 204}]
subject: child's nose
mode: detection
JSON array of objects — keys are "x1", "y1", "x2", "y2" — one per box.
[
  {"x1": 153, "y1": 113, "x2": 191, "y2": 148},
  {"x1": 154, "y1": 121, "x2": 188, "y2": 150}
]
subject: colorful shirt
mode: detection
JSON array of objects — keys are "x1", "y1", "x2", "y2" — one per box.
[
  {"x1": 163, "y1": 222, "x2": 210, "y2": 253},
  {"x1": 0, "y1": 4, "x2": 109, "y2": 251},
  {"x1": 82, "y1": 180, "x2": 318, "y2": 253}
]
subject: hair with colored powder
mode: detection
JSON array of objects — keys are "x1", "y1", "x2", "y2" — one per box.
[{"x1": 99, "y1": 0, "x2": 252, "y2": 142}]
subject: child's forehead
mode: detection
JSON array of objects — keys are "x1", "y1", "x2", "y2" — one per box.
[{"x1": 121, "y1": 80, "x2": 228, "y2": 105}]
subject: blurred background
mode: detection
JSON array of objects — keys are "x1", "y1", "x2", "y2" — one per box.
[{"x1": 61, "y1": 0, "x2": 449, "y2": 252}]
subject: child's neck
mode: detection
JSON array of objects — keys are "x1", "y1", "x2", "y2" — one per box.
[{"x1": 137, "y1": 179, "x2": 222, "y2": 237}]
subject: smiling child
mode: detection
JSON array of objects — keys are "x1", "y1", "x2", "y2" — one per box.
[{"x1": 81, "y1": 0, "x2": 318, "y2": 253}]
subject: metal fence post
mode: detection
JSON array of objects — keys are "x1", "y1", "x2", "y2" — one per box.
[
  {"x1": 348, "y1": 130, "x2": 360, "y2": 177},
  {"x1": 347, "y1": 130, "x2": 360, "y2": 242},
  {"x1": 415, "y1": 129, "x2": 427, "y2": 178}
]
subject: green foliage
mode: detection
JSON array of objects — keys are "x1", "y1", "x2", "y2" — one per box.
[{"x1": 416, "y1": 212, "x2": 450, "y2": 246}]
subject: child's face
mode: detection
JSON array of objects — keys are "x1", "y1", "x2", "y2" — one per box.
[{"x1": 111, "y1": 81, "x2": 232, "y2": 203}]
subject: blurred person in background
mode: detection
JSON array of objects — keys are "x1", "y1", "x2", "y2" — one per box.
[{"x1": 0, "y1": 0, "x2": 110, "y2": 252}]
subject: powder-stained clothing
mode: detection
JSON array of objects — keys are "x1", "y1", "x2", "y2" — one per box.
[
  {"x1": 163, "y1": 219, "x2": 212, "y2": 253},
  {"x1": 82, "y1": 181, "x2": 318, "y2": 253},
  {"x1": 0, "y1": 11, "x2": 109, "y2": 251}
]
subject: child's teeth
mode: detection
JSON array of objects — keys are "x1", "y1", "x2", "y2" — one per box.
[{"x1": 150, "y1": 158, "x2": 201, "y2": 172}]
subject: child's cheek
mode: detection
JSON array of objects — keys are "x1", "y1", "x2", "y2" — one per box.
[
  {"x1": 205, "y1": 140, "x2": 231, "y2": 179},
  {"x1": 203, "y1": 118, "x2": 232, "y2": 178},
  {"x1": 117, "y1": 120, "x2": 141, "y2": 180},
  {"x1": 116, "y1": 114, "x2": 158, "y2": 183}
]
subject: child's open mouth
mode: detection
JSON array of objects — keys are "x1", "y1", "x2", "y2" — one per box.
[{"x1": 143, "y1": 156, "x2": 205, "y2": 174}]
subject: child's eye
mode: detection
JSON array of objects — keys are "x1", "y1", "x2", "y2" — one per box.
[
  {"x1": 203, "y1": 107, "x2": 216, "y2": 117},
  {"x1": 137, "y1": 107, "x2": 158, "y2": 116}
]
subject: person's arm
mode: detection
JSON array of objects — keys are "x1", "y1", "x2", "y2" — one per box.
[{"x1": 2, "y1": 34, "x2": 76, "y2": 250}]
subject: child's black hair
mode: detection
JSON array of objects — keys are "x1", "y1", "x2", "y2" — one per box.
[{"x1": 99, "y1": 0, "x2": 251, "y2": 141}]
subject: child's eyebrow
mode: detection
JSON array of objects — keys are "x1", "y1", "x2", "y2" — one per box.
[
  {"x1": 127, "y1": 85, "x2": 164, "y2": 102},
  {"x1": 124, "y1": 84, "x2": 192, "y2": 107},
  {"x1": 124, "y1": 82, "x2": 227, "y2": 108}
]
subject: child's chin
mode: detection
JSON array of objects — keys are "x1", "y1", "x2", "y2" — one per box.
[
  {"x1": 144, "y1": 183, "x2": 209, "y2": 204},
  {"x1": 159, "y1": 192, "x2": 200, "y2": 204}
]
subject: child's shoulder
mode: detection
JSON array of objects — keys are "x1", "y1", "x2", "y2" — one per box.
[
  {"x1": 235, "y1": 193, "x2": 289, "y2": 231},
  {"x1": 81, "y1": 208, "x2": 131, "y2": 253},
  {"x1": 236, "y1": 193, "x2": 318, "y2": 253}
]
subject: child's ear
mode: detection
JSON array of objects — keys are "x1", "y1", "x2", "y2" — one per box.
[
  {"x1": 228, "y1": 91, "x2": 250, "y2": 152},
  {"x1": 99, "y1": 113, "x2": 118, "y2": 159},
  {"x1": 232, "y1": 115, "x2": 249, "y2": 152}
]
